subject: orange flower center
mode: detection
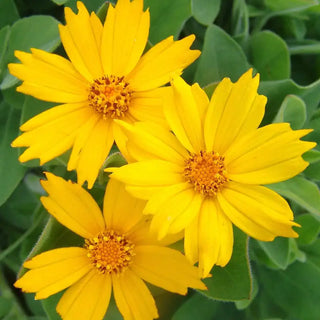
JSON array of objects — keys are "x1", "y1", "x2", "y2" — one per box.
[
  {"x1": 85, "y1": 230, "x2": 135, "y2": 274},
  {"x1": 184, "y1": 150, "x2": 228, "y2": 197},
  {"x1": 88, "y1": 76, "x2": 132, "y2": 119}
]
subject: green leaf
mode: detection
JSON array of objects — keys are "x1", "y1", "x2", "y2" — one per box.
[
  {"x1": 24, "y1": 294, "x2": 45, "y2": 317},
  {"x1": 0, "y1": 26, "x2": 11, "y2": 80},
  {"x1": 0, "y1": 297, "x2": 12, "y2": 318},
  {"x1": 18, "y1": 216, "x2": 82, "y2": 277},
  {"x1": 249, "y1": 31, "x2": 290, "y2": 80},
  {"x1": 0, "y1": 0, "x2": 19, "y2": 28},
  {"x1": 257, "y1": 238, "x2": 290, "y2": 269},
  {"x1": 50, "y1": 0, "x2": 69, "y2": 5},
  {"x1": 145, "y1": 0, "x2": 192, "y2": 44},
  {"x1": 194, "y1": 25, "x2": 249, "y2": 86},
  {"x1": 303, "y1": 149, "x2": 320, "y2": 164},
  {"x1": 173, "y1": 293, "x2": 219, "y2": 320},
  {"x1": 259, "y1": 78, "x2": 320, "y2": 124},
  {"x1": 64, "y1": 0, "x2": 107, "y2": 12},
  {"x1": 264, "y1": 0, "x2": 318, "y2": 13},
  {"x1": 0, "y1": 102, "x2": 26, "y2": 206},
  {"x1": 0, "y1": 180, "x2": 38, "y2": 231},
  {"x1": 289, "y1": 41, "x2": 320, "y2": 55},
  {"x1": 235, "y1": 276, "x2": 258, "y2": 310},
  {"x1": 258, "y1": 258, "x2": 320, "y2": 320},
  {"x1": 173, "y1": 292, "x2": 245, "y2": 320},
  {"x1": 41, "y1": 293, "x2": 62, "y2": 320},
  {"x1": 200, "y1": 227, "x2": 252, "y2": 301},
  {"x1": 296, "y1": 214, "x2": 320, "y2": 246},
  {"x1": 268, "y1": 176, "x2": 320, "y2": 219},
  {"x1": 304, "y1": 161, "x2": 320, "y2": 181},
  {"x1": 191, "y1": 0, "x2": 220, "y2": 26},
  {"x1": 2, "y1": 85, "x2": 26, "y2": 109},
  {"x1": 0, "y1": 15, "x2": 61, "y2": 90},
  {"x1": 231, "y1": 0, "x2": 249, "y2": 39},
  {"x1": 273, "y1": 94, "x2": 306, "y2": 129}
]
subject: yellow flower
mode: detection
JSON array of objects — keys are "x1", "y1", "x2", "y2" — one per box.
[
  {"x1": 14, "y1": 173, "x2": 205, "y2": 320},
  {"x1": 109, "y1": 69, "x2": 316, "y2": 277},
  {"x1": 9, "y1": 0, "x2": 200, "y2": 188}
]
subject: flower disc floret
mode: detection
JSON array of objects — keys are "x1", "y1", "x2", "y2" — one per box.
[
  {"x1": 88, "y1": 75, "x2": 132, "y2": 119},
  {"x1": 85, "y1": 229, "x2": 135, "y2": 274},
  {"x1": 184, "y1": 151, "x2": 228, "y2": 197}
]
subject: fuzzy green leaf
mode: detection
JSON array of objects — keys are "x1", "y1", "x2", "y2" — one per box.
[
  {"x1": 191, "y1": 0, "x2": 220, "y2": 26},
  {"x1": 194, "y1": 24, "x2": 249, "y2": 86},
  {"x1": 268, "y1": 176, "x2": 320, "y2": 219},
  {"x1": 0, "y1": 102, "x2": 26, "y2": 206},
  {"x1": 249, "y1": 31, "x2": 290, "y2": 80},
  {"x1": 199, "y1": 227, "x2": 252, "y2": 301},
  {"x1": 145, "y1": 0, "x2": 191, "y2": 44},
  {"x1": 273, "y1": 94, "x2": 306, "y2": 129},
  {"x1": 0, "y1": 15, "x2": 60, "y2": 90}
]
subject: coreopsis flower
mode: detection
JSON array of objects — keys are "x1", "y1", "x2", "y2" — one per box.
[
  {"x1": 9, "y1": 0, "x2": 200, "y2": 188},
  {"x1": 109, "y1": 69, "x2": 316, "y2": 277},
  {"x1": 14, "y1": 173, "x2": 205, "y2": 320}
]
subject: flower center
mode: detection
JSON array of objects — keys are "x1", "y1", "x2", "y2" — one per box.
[
  {"x1": 85, "y1": 230, "x2": 135, "y2": 274},
  {"x1": 184, "y1": 150, "x2": 228, "y2": 197},
  {"x1": 88, "y1": 75, "x2": 132, "y2": 119}
]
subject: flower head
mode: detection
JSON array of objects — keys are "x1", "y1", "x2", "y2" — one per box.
[
  {"x1": 109, "y1": 69, "x2": 316, "y2": 277},
  {"x1": 14, "y1": 173, "x2": 205, "y2": 320},
  {"x1": 9, "y1": 0, "x2": 200, "y2": 188}
]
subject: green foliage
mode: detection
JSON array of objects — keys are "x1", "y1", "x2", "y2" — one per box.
[
  {"x1": 249, "y1": 30, "x2": 290, "y2": 80},
  {"x1": 144, "y1": 0, "x2": 191, "y2": 43},
  {"x1": 1, "y1": 0, "x2": 320, "y2": 319},
  {"x1": 0, "y1": 15, "x2": 61, "y2": 89},
  {"x1": 201, "y1": 227, "x2": 252, "y2": 301},
  {"x1": 0, "y1": 102, "x2": 26, "y2": 205},
  {"x1": 273, "y1": 94, "x2": 306, "y2": 129},
  {"x1": 191, "y1": 0, "x2": 221, "y2": 26},
  {"x1": 194, "y1": 24, "x2": 249, "y2": 86}
]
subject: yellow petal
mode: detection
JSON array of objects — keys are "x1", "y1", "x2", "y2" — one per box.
[
  {"x1": 112, "y1": 269, "x2": 158, "y2": 320},
  {"x1": 59, "y1": 2, "x2": 104, "y2": 81},
  {"x1": 19, "y1": 102, "x2": 87, "y2": 131},
  {"x1": 40, "y1": 173, "x2": 105, "y2": 239},
  {"x1": 110, "y1": 160, "x2": 184, "y2": 187},
  {"x1": 225, "y1": 123, "x2": 316, "y2": 184},
  {"x1": 101, "y1": 0, "x2": 149, "y2": 76},
  {"x1": 68, "y1": 112, "x2": 101, "y2": 171},
  {"x1": 146, "y1": 185, "x2": 197, "y2": 239},
  {"x1": 184, "y1": 214, "x2": 199, "y2": 265},
  {"x1": 112, "y1": 120, "x2": 133, "y2": 162},
  {"x1": 15, "y1": 80, "x2": 86, "y2": 104},
  {"x1": 191, "y1": 82, "x2": 209, "y2": 123},
  {"x1": 126, "y1": 185, "x2": 166, "y2": 200},
  {"x1": 204, "y1": 69, "x2": 267, "y2": 154},
  {"x1": 128, "y1": 217, "x2": 184, "y2": 247},
  {"x1": 217, "y1": 181, "x2": 299, "y2": 241},
  {"x1": 14, "y1": 247, "x2": 91, "y2": 299},
  {"x1": 168, "y1": 191, "x2": 203, "y2": 235},
  {"x1": 103, "y1": 178, "x2": 146, "y2": 233},
  {"x1": 129, "y1": 87, "x2": 170, "y2": 127},
  {"x1": 166, "y1": 76, "x2": 205, "y2": 152},
  {"x1": 119, "y1": 120, "x2": 188, "y2": 164},
  {"x1": 197, "y1": 198, "x2": 233, "y2": 277},
  {"x1": 12, "y1": 106, "x2": 92, "y2": 165},
  {"x1": 72, "y1": 117, "x2": 114, "y2": 188},
  {"x1": 8, "y1": 49, "x2": 88, "y2": 103},
  {"x1": 131, "y1": 245, "x2": 206, "y2": 294},
  {"x1": 57, "y1": 269, "x2": 111, "y2": 320},
  {"x1": 126, "y1": 35, "x2": 200, "y2": 91},
  {"x1": 164, "y1": 80, "x2": 207, "y2": 153}
]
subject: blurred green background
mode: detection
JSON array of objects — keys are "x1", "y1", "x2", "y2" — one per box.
[{"x1": 1, "y1": 0, "x2": 320, "y2": 319}]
